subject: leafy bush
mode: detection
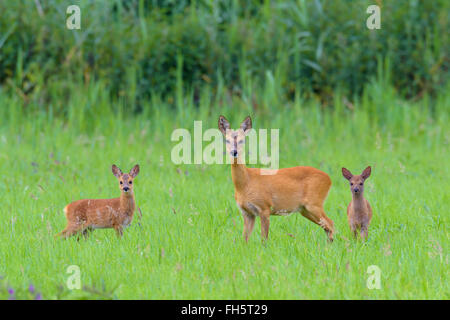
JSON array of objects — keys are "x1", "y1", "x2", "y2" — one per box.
[{"x1": 0, "y1": 0, "x2": 448, "y2": 112}]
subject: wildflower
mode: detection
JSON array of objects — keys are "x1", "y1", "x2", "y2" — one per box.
[{"x1": 7, "y1": 288, "x2": 15, "y2": 300}]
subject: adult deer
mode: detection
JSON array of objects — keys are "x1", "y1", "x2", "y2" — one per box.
[{"x1": 218, "y1": 115, "x2": 334, "y2": 242}]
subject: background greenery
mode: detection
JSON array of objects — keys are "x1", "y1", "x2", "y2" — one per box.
[
  {"x1": 0, "y1": 0, "x2": 448, "y2": 299},
  {"x1": 0, "y1": 0, "x2": 448, "y2": 110}
]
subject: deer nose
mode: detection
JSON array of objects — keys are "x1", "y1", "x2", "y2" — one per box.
[
  {"x1": 354, "y1": 188, "x2": 359, "y2": 193},
  {"x1": 231, "y1": 150, "x2": 238, "y2": 157},
  {"x1": 123, "y1": 187, "x2": 129, "y2": 192}
]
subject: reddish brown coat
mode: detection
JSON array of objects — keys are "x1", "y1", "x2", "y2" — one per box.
[
  {"x1": 219, "y1": 116, "x2": 335, "y2": 242},
  {"x1": 58, "y1": 164, "x2": 139, "y2": 238},
  {"x1": 342, "y1": 166, "x2": 372, "y2": 240}
]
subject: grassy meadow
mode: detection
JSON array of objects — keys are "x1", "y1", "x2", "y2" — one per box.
[
  {"x1": 0, "y1": 0, "x2": 448, "y2": 301},
  {"x1": 0, "y1": 80, "x2": 448, "y2": 299}
]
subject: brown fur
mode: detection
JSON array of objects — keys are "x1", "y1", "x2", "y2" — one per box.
[
  {"x1": 219, "y1": 116, "x2": 335, "y2": 242},
  {"x1": 58, "y1": 164, "x2": 140, "y2": 239},
  {"x1": 342, "y1": 166, "x2": 372, "y2": 240}
]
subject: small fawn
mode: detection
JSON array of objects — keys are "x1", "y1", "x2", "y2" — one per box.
[
  {"x1": 218, "y1": 115, "x2": 335, "y2": 242},
  {"x1": 58, "y1": 164, "x2": 140, "y2": 239},
  {"x1": 342, "y1": 166, "x2": 372, "y2": 240}
]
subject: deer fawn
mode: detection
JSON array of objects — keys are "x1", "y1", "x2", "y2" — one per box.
[
  {"x1": 342, "y1": 166, "x2": 372, "y2": 240},
  {"x1": 218, "y1": 115, "x2": 335, "y2": 242},
  {"x1": 58, "y1": 164, "x2": 140, "y2": 239}
]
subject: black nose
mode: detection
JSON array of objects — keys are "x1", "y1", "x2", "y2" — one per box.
[
  {"x1": 354, "y1": 188, "x2": 359, "y2": 193},
  {"x1": 123, "y1": 187, "x2": 129, "y2": 192},
  {"x1": 232, "y1": 150, "x2": 238, "y2": 157}
]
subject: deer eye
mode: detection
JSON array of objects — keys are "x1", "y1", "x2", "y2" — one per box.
[
  {"x1": 226, "y1": 139, "x2": 230, "y2": 143},
  {"x1": 359, "y1": 183, "x2": 363, "y2": 186},
  {"x1": 129, "y1": 181, "x2": 132, "y2": 184},
  {"x1": 350, "y1": 183, "x2": 353, "y2": 186},
  {"x1": 238, "y1": 140, "x2": 244, "y2": 144},
  {"x1": 120, "y1": 181, "x2": 123, "y2": 184}
]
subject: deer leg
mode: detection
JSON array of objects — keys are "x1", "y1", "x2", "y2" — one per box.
[
  {"x1": 360, "y1": 224, "x2": 369, "y2": 241},
  {"x1": 82, "y1": 227, "x2": 93, "y2": 239},
  {"x1": 114, "y1": 225, "x2": 124, "y2": 238},
  {"x1": 59, "y1": 223, "x2": 84, "y2": 239},
  {"x1": 302, "y1": 205, "x2": 335, "y2": 242},
  {"x1": 58, "y1": 223, "x2": 73, "y2": 238},
  {"x1": 75, "y1": 224, "x2": 90, "y2": 241},
  {"x1": 350, "y1": 224, "x2": 358, "y2": 239},
  {"x1": 57, "y1": 228, "x2": 68, "y2": 238},
  {"x1": 242, "y1": 212, "x2": 256, "y2": 242},
  {"x1": 260, "y1": 210, "x2": 270, "y2": 242}
]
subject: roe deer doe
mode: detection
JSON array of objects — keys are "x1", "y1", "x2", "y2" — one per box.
[
  {"x1": 342, "y1": 166, "x2": 372, "y2": 240},
  {"x1": 58, "y1": 164, "x2": 140, "y2": 239},
  {"x1": 218, "y1": 115, "x2": 335, "y2": 242}
]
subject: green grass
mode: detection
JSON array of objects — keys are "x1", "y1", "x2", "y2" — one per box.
[{"x1": 0, "y1": 84, "x2": 448, "y2": 299}]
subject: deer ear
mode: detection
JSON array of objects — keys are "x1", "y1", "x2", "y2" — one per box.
[
  {"x1": 240, "y1": 116, "x2": 252, "y2": 134},
  {"x1": 342, "y1": 167, "x2": 353, "y2": 180},
  {"x1": 218, "y1": 115, "x2": 230, "y2": 135},
  {"x1": 361, "y1": 166, "x2": 371, "y2": 180},
  {"x1": 112, "y1": 164, "x2": 123, "y2": 178},
  {"x1": 130, "y1": 164, "x2": 140, "y2": 178}
]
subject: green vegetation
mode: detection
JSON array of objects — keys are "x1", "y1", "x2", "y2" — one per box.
[
  {"x1": 0, "y1": 0, "x2": 448, "y2": 108},
  {"x1": 0, "y1": 0, "x2": 448, "y2": 300},
  {"x1": 0, "y1": 78, "x2": 448, "y2": 299}
]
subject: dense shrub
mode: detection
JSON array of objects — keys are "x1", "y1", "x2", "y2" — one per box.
[{"x1": 0, "y1": 0, "x2": 448, "y2": 109}]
